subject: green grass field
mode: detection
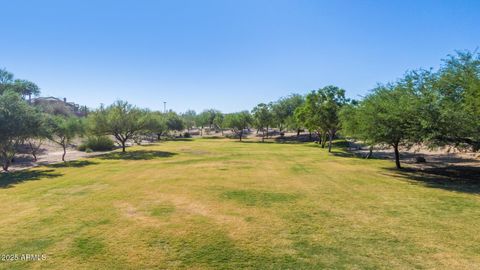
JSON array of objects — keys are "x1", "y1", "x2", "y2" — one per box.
[{"x1": 1, "y1": 138, "x2": 479, "y2": 269}]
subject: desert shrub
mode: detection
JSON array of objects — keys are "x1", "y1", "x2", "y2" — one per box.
[{"x1": 79, "y1": 136, "x2": 115, "y2": 151}]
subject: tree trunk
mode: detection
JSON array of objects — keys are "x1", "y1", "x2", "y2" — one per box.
[
  {"x1": 297, "y1": 129, "x2": 301, "y2": 137},
  {"x1": 1, "y1": 157, "x2": 10, "y2": 172},
  {"x1": 1, "y1": 151, "x2": 10, "y2": 171},
  {"x1": 320, "y1": 133, "x2": 326, "y2": 148},
  {"x1": 266, "y1": 126, "x2": 268, "y2": 138},
  {"x1": 62, "y1": 145, "x2": 67, "y2": 162},
  {"x1": 393, "y1": 144, "x2": 401, "y2": 169},
  {"x1": 365, "y1": 145, "x2": 373, "y2": 159},
  {"x1": 28, "y1": 142, "x2": 37, "y2": 162},
  {"x1": 308, "y1": 132, "x2": 312, "y2": 141},
  {"x1": 262, "y1": 129, "x2": 265, "y2": 142},
  {"x1": 157, "y1": 133, "x2": 161, "y2": 140},
  {"x1": 121, "y1": 140, "x2": 126, "y2": 152},
  {"x1": 328, "y1": 132, "x2": 333, "y2": 153}
]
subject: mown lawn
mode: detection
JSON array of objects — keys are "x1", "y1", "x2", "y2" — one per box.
[{"x1": 0, "y1": 138, "x2": 479, "y2": 269}]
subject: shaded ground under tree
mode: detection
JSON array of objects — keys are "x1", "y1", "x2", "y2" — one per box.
[{"x1": 0, "y1": 169, "x2": 62, "y2": 188}]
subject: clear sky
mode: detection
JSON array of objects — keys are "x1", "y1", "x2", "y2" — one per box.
[{"x1": 1, "y1": 0, "x2": 479, "y2": 113}]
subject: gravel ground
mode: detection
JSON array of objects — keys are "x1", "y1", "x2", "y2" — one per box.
[{"x1": 8, "y1": 140, "x2": 112, "y2": 171}]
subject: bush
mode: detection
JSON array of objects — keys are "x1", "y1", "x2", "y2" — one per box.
[
  {"x1": 79, "y1": 136, "x2": 115, "y2": 152},
  {"x1": 183, "y1": 132, "x2": 191, "y2": 138}
]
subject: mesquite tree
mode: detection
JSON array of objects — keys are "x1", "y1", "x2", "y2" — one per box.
[
  {"x1": 0, "y1": 91, "x2": 42, "y2": 171},
  {"x1": 88, "y1": 101, "x2": 147, "y2": 152},
  {"x1": 46, "y1": 116, "x2": 84, "y2": 162},
  {"x1": 296, "y1": 86, "x2": 348, "y2": 152},
  {"x1": 224, "y1": 111, "x2": 252, "y2": 141},
  {"x1": 252, "y1": 103, "x2": 273, "y2": 142}
]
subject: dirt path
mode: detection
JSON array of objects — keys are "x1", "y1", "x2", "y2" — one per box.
[{"x1": 8, "y1": 141, "x2": 111, "y2": 171}]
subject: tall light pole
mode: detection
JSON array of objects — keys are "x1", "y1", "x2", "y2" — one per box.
[{"x1": 163, "y1": 102, "x2": 166, "y2": 113}]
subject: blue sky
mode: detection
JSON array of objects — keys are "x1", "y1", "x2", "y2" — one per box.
[{"x1": 1, "y1": 0, "x2": 479, "y2": 113}]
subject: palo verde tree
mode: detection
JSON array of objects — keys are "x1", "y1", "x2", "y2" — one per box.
[
  {"x1": 88, "y1": 100, "x2": 147, "y2": 152},
  {"x1": 224, "y1": 111, "x2": 252, "y2": 141},
  {"x1": 0, "y1": 90, "x2": 42, "y2": 171},
  {"x1": 46, "y1": 115, "x2": 84, "y2": 162},
  {"x1": 252, "y1": 103, "x2": 273, "y2": 142}
]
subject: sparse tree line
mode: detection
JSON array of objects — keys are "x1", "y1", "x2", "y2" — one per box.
[
  {"x1": 1, "y1": 50, "x2": 478, "y2": 171},
  {"x1": 340, "y1": 51, "x2": 480, "y2": 168}
]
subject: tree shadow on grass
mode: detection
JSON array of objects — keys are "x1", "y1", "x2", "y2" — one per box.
[
  {"x1": 329, "y1": 149, "x2": 382, "y2": 159},
  {"x1": 237, "y1": 140, "x2": 275, "y2": 144},
  {"x1": 328, "y1": 142, "x2": 480, "y2": 194},
  {"x1": 0, "y1": 170, "x2": 63, "y2": 189},
  {"x1": 169, "y1": 138, "x2": 193, "y2": 142},
  {"x1": 383, "y1": 166, "x2": 480, "y2": 194},
  {"x1": 274, "y1": 134, "x2": 317, "y2": 144},
  {"x1": 45, "y1": 160, "x2": 99, "y2": 168},
  {"x1": 200, "y1": 136, "x2": 224, "y2": 140},
  {"x1": 97, "y1": 150, "x2": 177, "y2": 160}
]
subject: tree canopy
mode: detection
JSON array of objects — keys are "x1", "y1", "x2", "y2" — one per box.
[
  {"x1": 0, "y1": 69, "x2": 40, "y2": 100},
  {"x1": 88, "y1": 100, "x2": 148, "y2": 152},
  {"x1": 0, "y1": 91, "x2": 43, "y2": 170},
  {"x1": 296, "y1": 86, "x2": 348, "y2": 152},
  {"x1": 252, "y1": 103, "x2": 273, "y2": 141},
  {"x1": 224, "y1": 111, "x2": 252, "y2": 141},
  {"x1": 46, "y1": 115, "x2": 84, "y2": 161}
]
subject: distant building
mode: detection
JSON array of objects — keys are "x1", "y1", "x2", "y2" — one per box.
[{"x1": 32, "y1": 96, "x2": 88, "y2": 117}]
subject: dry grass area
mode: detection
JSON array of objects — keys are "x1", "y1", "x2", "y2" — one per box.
[{"x1": 0, "y1": 138, "x2": 479, "y2": 269}]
